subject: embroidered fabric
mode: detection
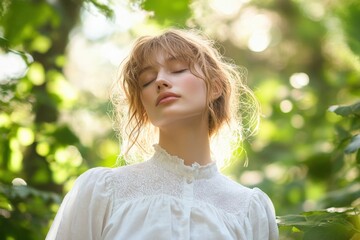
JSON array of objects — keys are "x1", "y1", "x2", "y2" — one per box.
[
  {"x1": 108, "y1": 144, "x2": 252, "y2": 214},
  {"x1": 46, "y1": 144, "x2": 279, "y2": 240}
]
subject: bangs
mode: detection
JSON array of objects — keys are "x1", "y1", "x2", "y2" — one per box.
[
  {"x1": 129, "y1": 33, "x2": 200, "y2": 78},
  {"x1": 114, "y1": 28, "x2": 257, "y2": 164}
]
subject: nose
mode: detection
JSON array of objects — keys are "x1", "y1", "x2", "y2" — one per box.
[
  {"x1": 156, "y1": 80, "x2": 170, "y2": 91},
  {"x1": 155, "y1": 72, "x2": 171, "y2": 91}
]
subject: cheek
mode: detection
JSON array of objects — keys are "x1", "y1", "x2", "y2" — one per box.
[
  {"x1": 182, "y1": 78, "x2": 207, "y2": 101},
  {"x1": 140, "y1": 90, "x2": 153, "y2": 111}
]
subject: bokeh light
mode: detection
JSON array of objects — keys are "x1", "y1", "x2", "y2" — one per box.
[
  {"x1": 0, "y1": 52, "x2": 30, "y2": 83},
  {"x1": 280, "y1": 100, "x2": 293, "y2": 113},
  {"x1": 290, "y1": 72, "x2": 310, "y2": 89}
]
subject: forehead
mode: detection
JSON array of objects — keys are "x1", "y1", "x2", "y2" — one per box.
[
  {"x1": 132, "y1": 37, "x2": 195, "y2": 70},
  {"x1": 143, "y1": 52, "x2": 185, "y2": 68},
  {"x1": 139, "y1": 49, "x2": 187, "y2": 69}
]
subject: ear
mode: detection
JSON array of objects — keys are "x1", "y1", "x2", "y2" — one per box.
[{"x1": 210, "y1": 82, "x2": 222, "y2": 101}]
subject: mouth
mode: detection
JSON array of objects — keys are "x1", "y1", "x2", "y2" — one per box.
[{"x1": 156, "y1": 92, "x2": 180, "y2": 106}]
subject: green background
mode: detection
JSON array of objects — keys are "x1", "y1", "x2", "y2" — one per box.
[{"x1": 0, "y1": 0, "x2": 359, "y2": 239}]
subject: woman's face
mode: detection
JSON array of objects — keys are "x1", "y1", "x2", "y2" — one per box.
[{"x1": 139, "y1": 52, "x2": 208, "y2": 129}]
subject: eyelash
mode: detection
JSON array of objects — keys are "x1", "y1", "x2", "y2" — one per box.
[
  {"x1": 173, "y1": 69, "x2": 187, "y2": 74},
  {"x1": 141, "y1": 69, "x2": 188, "y2": 88},
  {"x1": 142, "y1": 79, "x2": 155, "y2": 88}
]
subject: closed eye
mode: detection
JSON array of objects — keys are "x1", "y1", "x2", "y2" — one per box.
[
  {"x1": 173, "y1": 69, "x2": 188, "y2": 74},
  {"x1": 142, "y1": 79, "x2": 155, "y2": 88}
]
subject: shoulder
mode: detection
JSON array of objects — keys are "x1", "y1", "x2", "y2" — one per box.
[
  {"x1": 109, "y1": 160, "x2": 154, "y2": 183},
  {"x1": 247, "y1": 188, "x2": 279, "y2": 239},
  {"x1": 216, "y1": 174, "x2": 271, "y2": 200},
  {"x1": 248, "y1": 187, "x2": 276, "y2": 217},
  {"x1": 200, "y1": 173, "x2": 254, "y2": 214},
  {"x1": 76, "y1": 161, "x2": 151, "y2": 185},
  {"x1": 75, "y1": 167, "x2": 114, "y2": 185},
  {"x1": 215, "y1": 173, "x2": 254, "y2": 200},
  {"x1": 213, "y1": 174, "x2": 274, "y2": 214},
  {"x1": 101, "y1": 160, "x2": 158, "y2": 192},
  {"x1": 65, "y1": 165, "x2": 147, "y2": 208},
  {"x1": 47, "y1": 167, "x2": 116, "y2": 239},
  {"x1": 216, "y1": 176, "x2": 278, "y2": 238},
  {"x1": 69, "y1": 167, "x2": 115, "y2": 197}
]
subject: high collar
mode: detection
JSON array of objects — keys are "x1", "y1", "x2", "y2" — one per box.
[{"x1": 150, "y1": 144, "x2": 218, "y2": 179}]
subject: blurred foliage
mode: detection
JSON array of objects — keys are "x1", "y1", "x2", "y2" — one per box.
[
  {"x1": 141, "y1": 0, "x2": 191, "y2": 25},
  {"x1": 278, "y1": 207, "x2": 360, "y2": 240},
  {"x1": 276, "y1": 102, "x2": 360, "y2": 239},
  {"x1": 0, "y1": 0, "x2": 359, "y2": 239}
]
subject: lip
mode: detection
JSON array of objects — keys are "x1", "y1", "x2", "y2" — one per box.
[{"x1": 156, "y1": 92, "x2": 180, "y2": 106}]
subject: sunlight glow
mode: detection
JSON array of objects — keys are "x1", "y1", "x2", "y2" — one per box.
[
  {"x1": 9, "y1": 139, "x2": 22, "y2": 172},
  {"x1": 345, "y1": 168, "x2": 358, "y2": 182},
  {"x1": 54, "y1": 146, "x2": 83, "y2": 167},
  {"x1": 0, "y1": 113, "x2": 11, "y2": 128},
  {"x1": 290, "y1": 72, "x2": 309, "y2": 89},
  {"x1": 36, "y1": 142, "x2": 50, "y2": 156},
  {"x1": 291, "y1": 115, "x2": 305, "y2": 128},
  {"x1": 98, "y1": 139, "x2": 119, "y2": 159},
  {"x1": 27, "y1": 62, "x2": 45, "y2": 85},
  {"x1": 265, "y1": 164, "x2": 285, "y2": 181},
  {"x1": 100, "y1": 42, "x2": 129, "y2": 66},
  {"x1": 17, "y1": 127, "x2": 35, "y2": 146},
  {"x1": 47, "y1": 72, "x2": 78, "y2": 105},
  {"x1": 239, "y1": 171, "x2": 264, "y2": 185},
  {"x1": 210, "y1": 0, "x2": 248, "y2": 17},
  {"x1": 81, "y1": 2, "x2": 147, "y2": 40},
  {"x1": 231, "y1": 11, "x2": 273, "y2": 52},
  {"x1": 0, "y1": 52, "x2": 29, "y2": 83},
  {"x1": 302, "y1": 2, "x2": 325, "y2": 21},
  {"x1": 280, "y1": 100, "x2": 293, "y2": 113},
  {"x1": 248, "y1": 31, "x2": 271, "y2": 52},
  {"x1": 81, "y1": 6, "x2": 114, "y2": 40}
]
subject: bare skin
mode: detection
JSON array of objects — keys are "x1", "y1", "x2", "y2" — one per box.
[
  {"x1": 140, "y1": 53, "x2": 213, "y2": 166},
  {"x1": 158, "y1": 114, "x2": 212, "y2": 166}
]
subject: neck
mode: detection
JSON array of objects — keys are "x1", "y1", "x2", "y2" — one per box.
[{"x1": 158, "y1": 118, "x2": 212, "y2": 166}]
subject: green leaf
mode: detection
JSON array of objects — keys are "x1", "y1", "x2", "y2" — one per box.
[
  {"x1": 11, "y1": 185, "x2": 31, "y2": 199},
  {"x1": 304, "y1": 153, "x2": 332, "y2": 181},
  {"x1": 0, "y1": 37, "x2": 33, "y2": 65},
  {"x1": 336, "y1": 1, "x2": 360, "y2": 56},
  {"x1": 0, "y1": 36, "x2": 9, "y2": 50},
  {"x1": 278, "y1": 208, "x2": 359, "y2": 239},
  {"x1": 345, "y1": 135, "x2": 360, "y2": 154},
  {"x1": 303, "y1": 222, "x2": 353, "y2": 240},
  {"x1": 328, "y1": 101, "x2": 360, "y2": 117},
  {"x1": 277, "y1": 214, "x2": 309, "y2": 227},
  {"x1": 85, "y1": 0, "x2": 114, "y2": 18},
  {"x1": 335, "y1": 125, "x2": 352, "y2": 142},
  {"x1": 1, "y1": 0, "x2": 59, "y2": 45},
  {"x1": 52, "y1": 125, "x2": 79, "y2": 146},
  {"x1": 141, "y1": 0, "x2": 191, "y2": 26},
  {"x1": 318, "y1": 183, "x2": 360, "y2": 208}
]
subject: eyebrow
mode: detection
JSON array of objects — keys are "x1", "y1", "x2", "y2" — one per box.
[
  {"x1": 138, "y1": 56, "x2": 181, "y2": 76},
  {"x1": 138, "y1": 66, "x2": 153, "y2": 76}
]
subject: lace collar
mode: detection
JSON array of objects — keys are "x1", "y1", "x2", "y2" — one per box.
[{"x1": 150, "y1": 144, "x2": 218, "y2": 179}]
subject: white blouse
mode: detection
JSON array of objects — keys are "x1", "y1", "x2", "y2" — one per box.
[{"x1": 46, "y1": 145, "x2": 278, "y2": 240}]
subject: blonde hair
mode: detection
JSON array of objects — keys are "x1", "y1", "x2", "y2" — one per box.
[{"x1": 111, "y1": 29, "x2": 259, "y2": 166}]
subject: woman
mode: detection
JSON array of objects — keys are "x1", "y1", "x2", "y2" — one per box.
[{"x1": 46, "y1": 29, "x2": 279, "y2": 240}]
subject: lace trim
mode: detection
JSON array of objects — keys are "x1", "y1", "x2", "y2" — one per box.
[
  {"x1": 105, "y1": 146, "x2": 253, "y2": 215},
  {"x1": 108, "y1": 161, "x2": 184, "y2": 208},
  {"x1": 152, "y1": 144, "x2": 218, "y2": 179}
]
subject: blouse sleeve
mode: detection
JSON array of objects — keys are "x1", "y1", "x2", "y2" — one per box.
[
  {"x1": 46, "y1": 167, "x2": 113, "y2": 240},
  {"x1": 248, "y1": 188, "x2": 279, "y2": 240}
]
